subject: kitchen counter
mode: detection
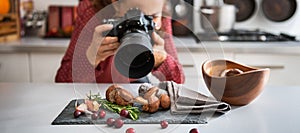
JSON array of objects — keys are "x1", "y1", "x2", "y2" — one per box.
[
  {"x1": 0, "y1": 37, "x2": 300, "y2": 54},
  {"x1": 0, "y1": 37, "x2": 70, "y2": 53},
  {"x1": 0, "y1": 83, "x2": 299, "y2": 133}
]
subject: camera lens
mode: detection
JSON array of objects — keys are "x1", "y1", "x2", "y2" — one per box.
[{"x1": 114, "y1": 32, "x2": 154, "y2": 79}]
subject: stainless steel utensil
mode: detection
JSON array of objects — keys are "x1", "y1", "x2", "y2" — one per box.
[
  {"x1": 175, "y1": 0, "x2": 188, "y2": 17},
  {"x1": 200, "y1": 0, "x2": 236, "y2": 32}
]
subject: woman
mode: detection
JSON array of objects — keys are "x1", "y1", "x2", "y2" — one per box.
[{"x1": 55, "y1": 0, "x2": 185, "y2": 83}]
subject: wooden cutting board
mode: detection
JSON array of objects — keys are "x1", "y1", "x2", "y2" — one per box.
[{"x1": 51, "y1": 100, "x2": 208, "y2": 125}]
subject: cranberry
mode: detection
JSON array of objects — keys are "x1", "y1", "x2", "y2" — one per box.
[
  {"x1": 126, "y1": 128, "x2": 135, "y2": 133},
  {"x1": 189, "y1": 128, "x2": 199, "y2": 133},
  {"x1": 91, "y1": 112, "x2": 98, "y2": 120},
  {"x1": 106, "y1": 118, "x2": 115, "y2": 127},
  {"x1": 114, "y1": 118, "x2": 124, "y2": 128},
  {"x1": 160, "y1": 120, "x2": 168, "y2": 129},
  {"x1": 120, "y1": 109, "x2": 129, "y2": 118},
  {"x1": 73, "y1": 110, "x2": 83, "y2": 118},
  {"x1": 98, "y1": 110, "x2": 106, "y2": 119}
]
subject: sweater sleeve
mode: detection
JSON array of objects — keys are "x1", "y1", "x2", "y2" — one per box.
[
  {"x1": 151, "y1": 17, "x2": 185, "y2": 84},
  {"x1": 55, "y1": 0, "x2": 104, "y2": 83}
]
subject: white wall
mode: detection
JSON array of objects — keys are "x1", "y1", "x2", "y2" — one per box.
[
  {"x1": 193, "y1": 0, "x2": 300, "y2": 39},
  {"x1": 33, "y1": 0, "x2": 79, "y2": 10}
]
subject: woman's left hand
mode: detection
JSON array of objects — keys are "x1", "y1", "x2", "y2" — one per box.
[{"x1": 152, "y1": 32, "x2": 167, "y2": 68}]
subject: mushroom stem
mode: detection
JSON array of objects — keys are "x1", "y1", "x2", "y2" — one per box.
[{"x1": 134, "y1": 96, "x2": 149, "y2": 105}]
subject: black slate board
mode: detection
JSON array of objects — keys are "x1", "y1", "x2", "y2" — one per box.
[{"x1": 51, "y1": 100, "x2": 208, "y2": 125}]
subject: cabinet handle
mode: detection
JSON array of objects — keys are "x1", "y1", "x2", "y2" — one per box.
[
  {"x1": 182, "y1": 64, "x2": 195, "y2": 68},
  {"x1": 251, "y1": 65, "x2": 285, "y2": 70}
]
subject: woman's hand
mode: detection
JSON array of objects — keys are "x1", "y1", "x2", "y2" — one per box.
[
  {"x1": 86, "y1": 24, "x2": 120, "y2": 67},
  {"x1": 152, "y1": 32, "x2": 167, "y2": 68}
]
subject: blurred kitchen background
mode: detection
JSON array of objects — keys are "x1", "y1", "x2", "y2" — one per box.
[{"x1": 1, "y1": 0, "x2": 300, "y2": 88}]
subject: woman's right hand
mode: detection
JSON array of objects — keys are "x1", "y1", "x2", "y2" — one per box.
[{"x1": 86, "y1": 24, "x2": 120, "y2": 67}]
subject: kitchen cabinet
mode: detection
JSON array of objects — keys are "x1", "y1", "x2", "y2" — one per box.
[
  {"x1": 1, "y1": 37, "x2": 300, "y2": 85},
  {"x1": 234, "y1": 53, "x2": 300, "y2": 86},
  {"x1": 0, "y1": 53, "x2": 30, "y2": 82},
  {"x1": 30, "y1": 53, "x2": 64, "y2": 82},
  {"x1": 0, "y1": 52, "x2": 64, "y2": 83}
]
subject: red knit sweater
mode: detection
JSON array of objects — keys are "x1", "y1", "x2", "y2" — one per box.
[{"x1": 55, "y1": 0, "x2": 185, "y2": 83}]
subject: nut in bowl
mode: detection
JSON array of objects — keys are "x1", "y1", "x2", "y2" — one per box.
[{"x1": 202, "y1": 59, "x2": 270, "y2": 106}]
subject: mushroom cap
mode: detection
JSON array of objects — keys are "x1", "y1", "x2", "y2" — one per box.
[
  {"x1": 106, "y1": 84, "x2": 119, "y2": 102},
  {"x1": 105, "y1": 84, "x2": 134, "y2": 106},
  {"x1": 114, "y1": 88, "x2": 134, "y2": 106},
  {"x1": 143, "y1": 87, "x2": 159, "y2": 99},
  {"x1": 160, "y1": 94, "x2": 171, "y2": 109},
  {"x1": 138, "y1": 83, "x2": 153, "y2": 97}
]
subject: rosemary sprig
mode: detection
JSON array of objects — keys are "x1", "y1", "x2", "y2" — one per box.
[
  {"x1": 101, "y1": 101, "x2": 140, "y2": 121},
  {"x1": 87, "y1": 91, "x2": 140, "y2": 121}
]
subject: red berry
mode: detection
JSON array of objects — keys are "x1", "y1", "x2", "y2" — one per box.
[
  {"x1": 91, "y1": 112, "x2": 98, "y2": 120},
  {"x1": 120, "y1": 109, "x2": 129, "y2": 118},
  {"x1": 114, "y1": 118, "x2": 124, "y2": 128},
  {"x1": 73, "y1": 110, "x2": 83, "y2": 118},
  {"x1": 106, "y1": 118, "x2": 115, "y2": 127},
  {"x1": 98, "y1": 110, "x2": 106, "y2": 119},
  {"x1": 126, "y1": 128, "x2": 135, "y2": 133},
  {"x1": 189, "y1": 128, "x2": 199, "y2": 133},
  {"x1": 160, "y1": 120, "x2": 168, "y2": 129}
]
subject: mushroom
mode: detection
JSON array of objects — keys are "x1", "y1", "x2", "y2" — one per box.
[
  {"x1": 139, "y1": 85, "x2": 169, "y2": 98},
  {"x1": 143, "y1": 87, "x2": 170, "y2": 112},
  {"x1": 135, "y1": 87, "x2": 161, "y2": 113},
  {"x1": 106, "y1": 84, "x2": 171, "y2": 113},
  {"x1": 142, "y1": 96, "x2": 160, "y2": 113},
  {"x1": 220, "y1": 68, "x2": 244, "y2": 77},
  {"x1": 134, "y1": 96, "x2": 148, "y2": 105},
  {"x1": 143, "y1": 87, "x2": 171, "y2": 110},
  {"x1": 106, "y1": 84, "x2": 118, "y2": 103},
  {"x1": 138, "y1": 83, "x2": 153, "y2": 97},
  {"x1": 143, "y1": 87, "x2": 159, "y2": 99},
  {"x1": 106, "y1": 84, "x2": 134, "y2": 106},
  {"x1": 159, "y1": 94, "x2": 171, "y2": 109}
]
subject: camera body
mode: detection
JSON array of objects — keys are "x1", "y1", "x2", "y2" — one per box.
[
  {"x1": 103, "y1": 8, "x2": 155, "y2": 41},
  {"x1": 103, "y1": 8, "x2": 156, "y2": 79}
]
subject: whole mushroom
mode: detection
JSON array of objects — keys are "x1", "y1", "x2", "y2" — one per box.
[
  {"x1": 106, "y1": 85, "x2": 134, "y2": 106},
  {"x1": 160, "y1": 94, "x2": 171, "y2": 109},
  {"x1": 135, "y1": 87, "x2": 161, "y2": 113},
  {"x1": 220, "y1": 68, "x2": 244, "y2": 77},
  {"x1": 144, "y1": 87, "x2": 171, "y2": 113},
  {"x1": 142, "y1": 96, "x2": 160, "y2": 113},
  {"x1": 143, "y1": 87, "x2": 171, "y2": 110}
]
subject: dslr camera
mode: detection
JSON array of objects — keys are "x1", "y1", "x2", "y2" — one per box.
[{"x1": 103, "y1": 8, "x2": 155, "y2": 79}]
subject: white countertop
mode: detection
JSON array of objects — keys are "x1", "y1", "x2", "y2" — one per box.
[
  {"x1": 1, "y1": 37, "x2": 300, "y2": 54},
  {"x1": 0, "y1": 83, "x2": 299, "y2": 133},
  {"x1": 0, "y1": 37, "x2": 69, "y2": 53}
]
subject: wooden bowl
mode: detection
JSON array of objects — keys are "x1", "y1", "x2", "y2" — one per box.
[{"x1": 202, "y1": 59, "x2": 270, "y2": 106}]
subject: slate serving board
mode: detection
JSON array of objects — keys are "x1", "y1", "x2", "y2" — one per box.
[{"x1": 51, "y1": 100, "x2": 208, "y2": 125}]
